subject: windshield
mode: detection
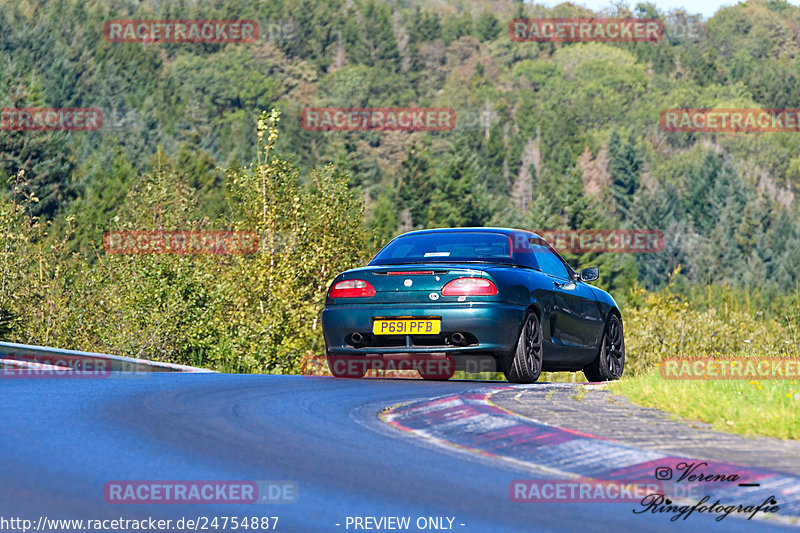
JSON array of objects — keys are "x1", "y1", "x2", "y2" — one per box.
[{"x1": 370, "y1": 232, "x2": 513, "y2": 265}]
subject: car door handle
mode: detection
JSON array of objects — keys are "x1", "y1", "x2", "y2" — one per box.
[{"x1": 553, "y1": 280, "x2": 576, "y2": 290}]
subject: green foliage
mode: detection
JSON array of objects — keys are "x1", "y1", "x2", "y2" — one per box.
[
  {"x1": 368, "y1": 193, "x2": 400, "y2": 247},
  {"x1": 2, "y1": 110, "x2": 368, "y2": 373},
  {"x1": 0, "y1": 64, "x2": 76, "y2": 217},
  {"x1": 475, "y1": 12, "x2": 502, "y2": 42},
  {"x1": 608, "y1": 130, "x2": 641, "y2": 218},
  {"x1": 621, "y1": 282, "x2": 799, "y2": 377},
  {"x1": 348, "y1": 0, "x2": 401, "y2": 73},
  {"x1": 221, "y1": 110, "x2": 368, "y2": 371},
  {"x1": 397, "y1": 142, "x2": 433, "y2": 228},
  {"x1": 421, "y1": 142, "x2": 494, "y2": 227},
  {"x1": 441, "y1": 12, "x2": 475, "y2": 45},
  {"x1": 3, "y1": 0, "x2": 800, "y2": 372},
  {"x1": 410, "y1": 8, "x2": 442, "y2": 43},
  {"x1": 0, "y1": 172, "x2": 83, "y2": 344}
]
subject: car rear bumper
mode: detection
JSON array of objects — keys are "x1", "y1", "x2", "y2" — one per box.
[{"x1": 321, "y1": 302, "x2": 525, "y2": 356}]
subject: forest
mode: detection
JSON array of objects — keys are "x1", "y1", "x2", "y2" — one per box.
[{"x1": 2, "y1": 0, "x2": 799, "y2": 374}]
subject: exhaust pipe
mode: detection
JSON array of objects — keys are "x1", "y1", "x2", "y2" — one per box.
[
  {"x1": 349, "y1": 332, "x2": 364, "y2": 346},
  {"x1": 451, "y1": 332, "x2": 467, "y2": 346}
]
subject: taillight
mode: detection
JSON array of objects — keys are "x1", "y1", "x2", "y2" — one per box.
[
  {"x1": 329, "y1": 279, "x2": 376, "y2": 298},
  {"x1": 441, "y1": 277, "x2": 497, "y2": 296}
]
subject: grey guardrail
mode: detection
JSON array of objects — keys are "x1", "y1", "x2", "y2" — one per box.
[{"x1": 0, "y1": 341, "x2": 215, "y2": 373}]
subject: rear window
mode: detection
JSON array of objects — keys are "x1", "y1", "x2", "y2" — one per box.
[{"x1": 370, "y1": 232, "x2": 513, "y2": 265}]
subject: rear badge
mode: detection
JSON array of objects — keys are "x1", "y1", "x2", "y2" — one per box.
[
  {"x1": 429, "y1": 292, "x2": 440, "y2": 300},
  {"x1": 404, "y1": 279, "x2": 413, "y2": 287}
]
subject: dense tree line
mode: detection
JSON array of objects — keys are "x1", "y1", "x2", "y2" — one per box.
[{"x1": 2, "y1": 0, "x2": 800, "y2": 367}]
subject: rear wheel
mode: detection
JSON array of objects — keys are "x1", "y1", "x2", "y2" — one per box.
[
  {"x1": 502, "y1": 312, "x2": 543, "y2": 384},
  {"x1": 583, "y1": 314, "x2": 625, "y2": 382},
  {"x1": 326, "y1": 355, "x2": 367, "y2": 379}
]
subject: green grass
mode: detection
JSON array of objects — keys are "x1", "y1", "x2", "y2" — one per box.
[{"x1": 609, "y1": 371, "x2": 800, "y2": 440}]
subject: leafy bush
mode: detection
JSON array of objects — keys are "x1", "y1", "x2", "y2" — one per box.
[
  {"x1": 1, "y1": 110, "x2": 370, "y2": 374},
  {"x1": 622, "y1": 281, "x2": 798, "y2": 377}
]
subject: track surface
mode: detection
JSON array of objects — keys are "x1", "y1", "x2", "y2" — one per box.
[{"x1": 0, "y1": 374, "x2": 795, "y2": 532}]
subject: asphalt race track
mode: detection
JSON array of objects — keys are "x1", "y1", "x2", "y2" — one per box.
[{"x1": 0, "y1": 374, "x2": 795, "y2": 532}]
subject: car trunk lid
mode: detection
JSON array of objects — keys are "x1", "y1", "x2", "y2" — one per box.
[{"x1": 339, "y1": 264, "x2": 495, "y2": 303}]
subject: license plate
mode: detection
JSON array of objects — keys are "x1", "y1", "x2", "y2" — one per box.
[{"x1": 373, "y1": 319, "x2": 441, "y2": 335}]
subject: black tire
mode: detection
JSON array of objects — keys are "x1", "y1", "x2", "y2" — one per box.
[
  {"x1": 502, "y1": 312, "x2": 543, "y2": 384},
  {"x1": 583, "y1": 314, "x2": 625, "y2": 382},
  {"x1": 327, "y1": 355, "x2": 367, "y2": 378}
]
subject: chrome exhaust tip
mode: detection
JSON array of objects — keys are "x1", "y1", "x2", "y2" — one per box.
[
  {"x1": 349, "y1": 332, "x2": 364, "y2": 346},
  {"x1": 451, "y1": 332, "x2": 466, "y2": 346}
]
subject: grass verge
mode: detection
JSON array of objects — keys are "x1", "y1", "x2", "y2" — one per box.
[{"x1": 608, "y1": 371, "x2": 800, "y2": 440}]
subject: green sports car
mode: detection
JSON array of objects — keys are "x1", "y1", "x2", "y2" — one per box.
[{"x1": 321, "y1": 227, "x2": 624, "y2": 383}]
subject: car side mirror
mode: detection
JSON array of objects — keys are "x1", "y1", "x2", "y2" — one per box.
[{"x1": 579, "y1": 267, "x2": 599, "y2": 282}]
